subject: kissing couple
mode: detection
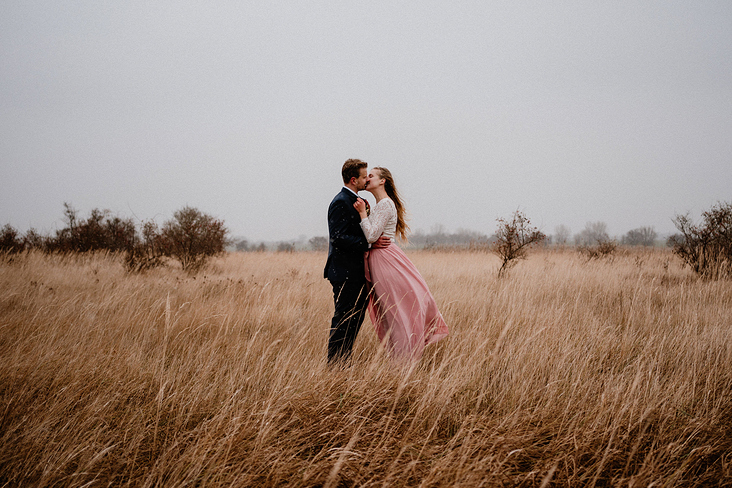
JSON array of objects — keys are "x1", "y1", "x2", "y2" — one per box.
[{"x1": 324, "y1": 158, "x2": 449, "y2": 365}]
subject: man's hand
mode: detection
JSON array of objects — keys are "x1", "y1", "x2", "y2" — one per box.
[{"x1": 371, "y1": 235, "x2": 392, "y2": 249}]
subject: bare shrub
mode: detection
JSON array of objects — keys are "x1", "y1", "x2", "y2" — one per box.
[
  {"x1": 0, "y1": 224, "x2": 24, "y2": 254},
  {"x1": 670, "y1": 201, "x2": 732, "y2": 279},
  {"x1": 2, "y1": 204, "x2": 231, "y2": 274},
  {"x1": 160, "y1": 206, "x2": 229, "y2": 272},
  {"x1": 578, "y1": 240, "x2": 618, "y2": 260},
  {"x1": 0, "y1": 225, "x2": 50, "y2": 257},
  {"x1": 573, "y1": 221, "x2": 618, "y2": 260},
  {"x1": 22, "y1": 228, "x2": 49, "y2": 252},
  {"x1": 49, "y1": 203, "x2": 136, "y2": 253},
  {"x1": 124, "y1": 220, "x2": 166, "y2": 273},
  {"x1": 491, "y1": 210, "x2": 546, "y2": 277}
]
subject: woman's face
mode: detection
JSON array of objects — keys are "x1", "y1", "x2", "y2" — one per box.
[{"x1": 365, "y1": 169, "x2": 385, "y2": 192}]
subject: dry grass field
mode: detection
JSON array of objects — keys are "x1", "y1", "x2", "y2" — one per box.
[{"x1": 1, "y1": 248, "x2": 731, "y2": 486}]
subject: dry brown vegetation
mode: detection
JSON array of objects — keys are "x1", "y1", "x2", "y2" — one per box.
[{"x1": 1, "y1": 249, "x2": 731, "y2": 486}]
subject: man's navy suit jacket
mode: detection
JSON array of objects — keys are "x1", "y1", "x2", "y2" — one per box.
[{"x1": 324, "y1": 188, "x2": 369, "y2": 283}]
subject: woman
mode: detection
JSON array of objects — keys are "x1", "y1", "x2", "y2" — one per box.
[{"x1": 353, "y1": 167, "x2": 448, "y2": 360}]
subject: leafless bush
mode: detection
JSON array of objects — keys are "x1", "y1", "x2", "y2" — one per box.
[
  {"x1": 124, "y1": 220, "x2": 166, "y2": 273},
  {"x1": 573, "y1": 220, "x2": 618, "y2": 260},
  {"x1": 159, "y1": 206, "x2": 229, "y2": 272},
  {"x1": 49, "y1": 203, "x2": 136, "y2": 253},
  {"x1": 0, "y1": 224, "x2": 24, "y2": 254},
  {"x1": 578, "y1": 240, "x2": 618, "y2": 260},
  {"x1": 3, "y1": 204, "x2": 230, "y2": 273},
  {"x1": 2, "y1": 225, "x2": 52, "y2": 256},
  {"x1": 22, "y1": 228, "x2": 49, "y2": 252},
  {"x1": 492, "y1": 210, "x2": 546, "y2": 277},
  {"x1": 670, "y1": 201, "x2": 732, "y2": 279}
]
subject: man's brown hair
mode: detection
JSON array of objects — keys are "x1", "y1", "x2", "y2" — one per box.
[{"x1": 341, "y1": 159, "x2": 367, "y2": 184}]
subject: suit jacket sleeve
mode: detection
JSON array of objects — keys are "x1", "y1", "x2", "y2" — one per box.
[{"x1": 328, "y1": 199, "x2": 369, "y2": 252}]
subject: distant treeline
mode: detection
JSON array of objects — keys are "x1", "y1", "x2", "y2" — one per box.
[
  {"x1": 4, "y1": 201, "x2": 731, "y2": 278},
  {"x1": 235, "y1": 223, "x2": 662, "y2": 254},
  {"x1": 233, "y1": 229, "x2": 493, "y2": 253}
]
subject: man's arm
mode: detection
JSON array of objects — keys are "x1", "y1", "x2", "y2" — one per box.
[
  {"x1": 328, "y1": 200, "x2": 369, "y2": 252},
  {"x1": 370, "y1": 235, "x2": 392, "y2": 249}
]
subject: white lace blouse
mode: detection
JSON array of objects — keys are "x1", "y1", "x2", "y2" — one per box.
[{"x1": 360, "y1": 198, "x2": 397, "y2": 244}]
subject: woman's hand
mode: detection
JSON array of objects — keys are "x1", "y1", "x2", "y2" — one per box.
[{"x1": 353, "y1": 198, "x2": 368, "y2": 218}]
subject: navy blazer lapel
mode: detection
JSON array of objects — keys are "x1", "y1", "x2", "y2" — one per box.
[{"x1": 341, "y1": 188, "x2": 358, "y2": 203}]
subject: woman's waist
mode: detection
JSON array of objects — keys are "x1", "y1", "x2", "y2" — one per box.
[{"x1": 369, "y1": 236, "x2": 395, "y2": 245}]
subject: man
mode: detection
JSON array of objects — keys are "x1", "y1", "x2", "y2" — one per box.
[{"x1": 324, "y1": 158, "x2": 389, "y2": 364}]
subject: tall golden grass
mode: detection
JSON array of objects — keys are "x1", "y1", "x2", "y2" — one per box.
[{"x1": 1, "y1": 248, "x2": 731, "y2": 486}]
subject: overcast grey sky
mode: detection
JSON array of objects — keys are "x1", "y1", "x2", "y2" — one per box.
[{"x1": 2, "y1": 1, "x2": 731, "y2": 242}]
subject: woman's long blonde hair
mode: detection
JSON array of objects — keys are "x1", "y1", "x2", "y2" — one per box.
[{"x1": 374, "y1": 167, "x2": 410, "y2": 242}]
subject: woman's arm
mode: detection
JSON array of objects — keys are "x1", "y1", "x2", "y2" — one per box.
[{"x1": 357, "y1": 199, "x2": 392, "y2": 244}]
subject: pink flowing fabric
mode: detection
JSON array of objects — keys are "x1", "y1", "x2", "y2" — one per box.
[{"x1": 365, "y1": 244, "x2": 449, "y2": 360}]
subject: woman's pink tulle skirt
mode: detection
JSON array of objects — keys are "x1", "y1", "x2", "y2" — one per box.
[{"x1": 365, "y1": 244, "x2": 448, "y2": 360}]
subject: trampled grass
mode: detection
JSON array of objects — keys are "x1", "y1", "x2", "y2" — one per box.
[{"x1": 1, "y1": 248, "x2": 731, "y2": 486}]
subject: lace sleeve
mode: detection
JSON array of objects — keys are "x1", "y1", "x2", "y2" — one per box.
[{"x1": 360, "y1": 200, "x2": 395, "y2": 243}]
